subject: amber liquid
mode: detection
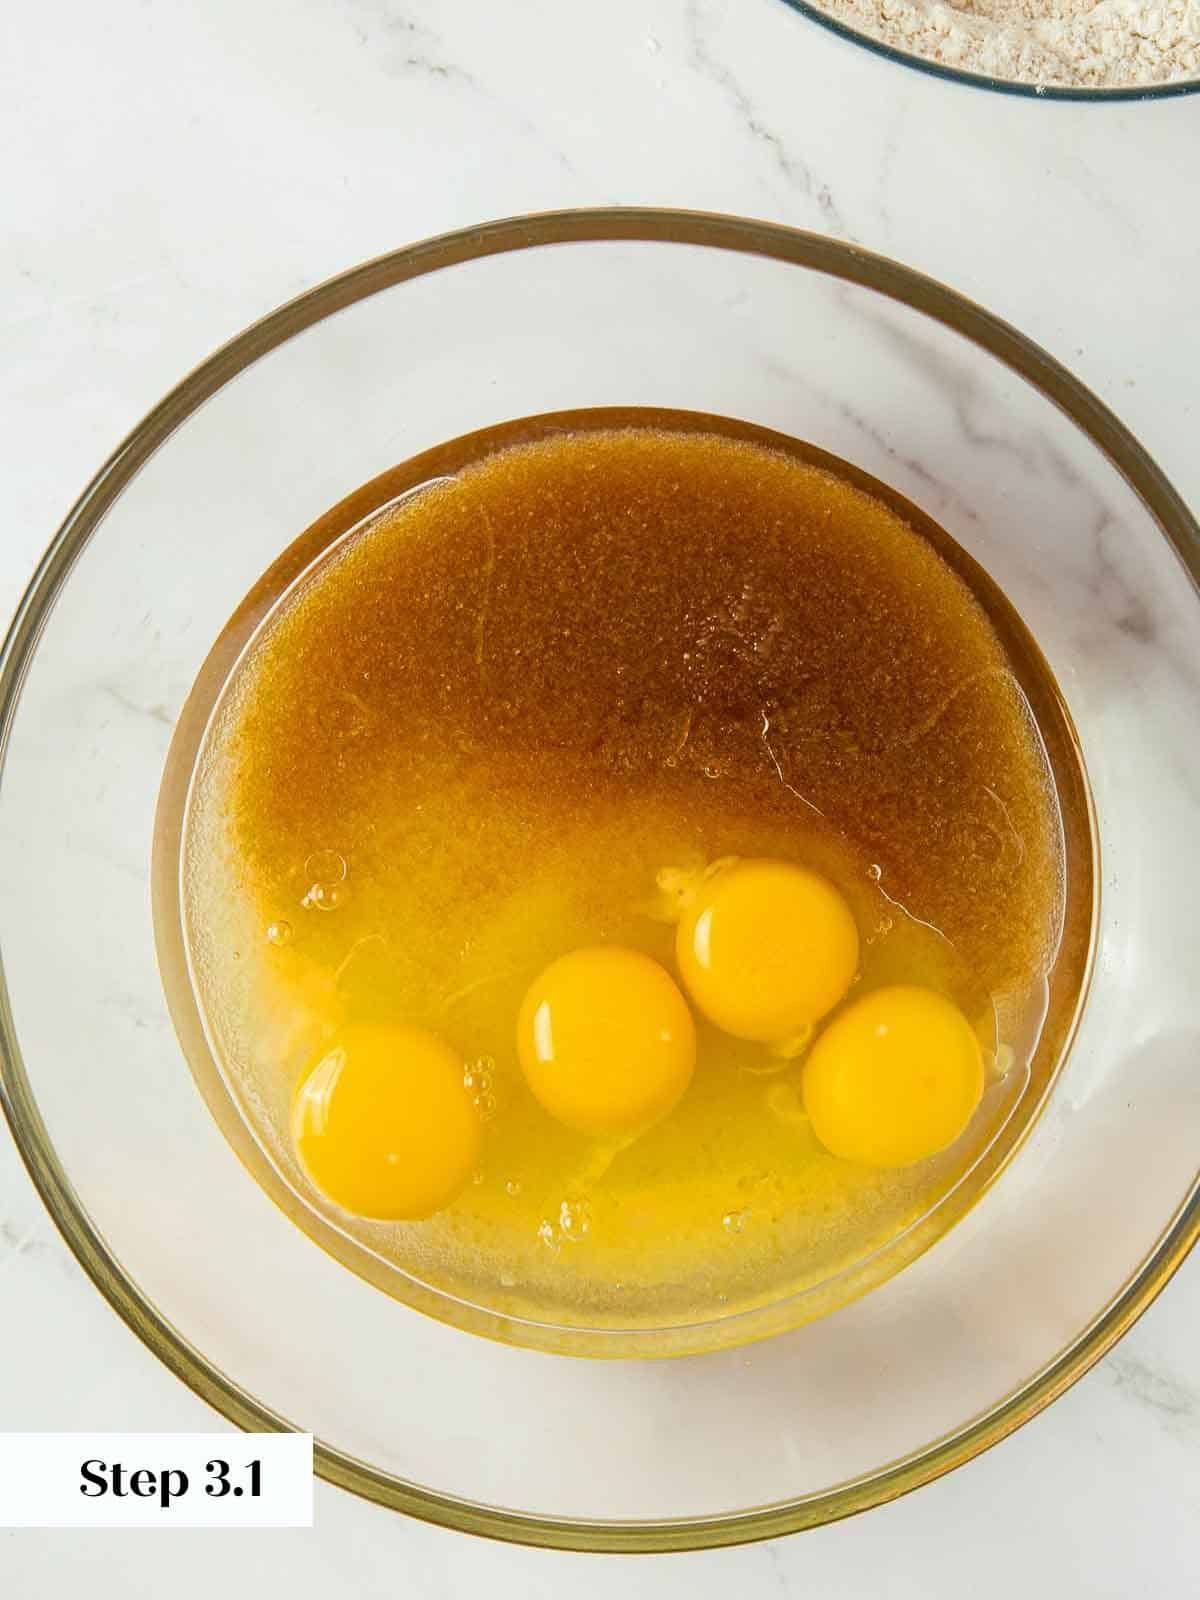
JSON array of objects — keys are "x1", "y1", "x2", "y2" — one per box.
[{"x1": 168, "y1": 410, "x2": 1093, "y2": 1337}]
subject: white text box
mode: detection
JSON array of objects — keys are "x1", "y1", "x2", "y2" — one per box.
[{"x1": 0, "y1": 1433, "x2": 313, "y2": 1527}]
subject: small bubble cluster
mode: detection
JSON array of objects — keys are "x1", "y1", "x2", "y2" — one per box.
[
  {"x1": 464, "y1": 1056, "x2": 499, "y2": 1120},
  {"x1": 302, "y1": 880, "x2": 347, "y2": 912},
  {"x1": 537, "y1": 1199, "x2": 592, "y2": 1248},
  {"x1": 558, "y1": 1198, "x2": 591, "y2": 1243},
  {"x1": 300, "y1": 849, "x2": 348, "y2": 913}
]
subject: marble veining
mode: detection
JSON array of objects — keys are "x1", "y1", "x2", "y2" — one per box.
[
  {"x1": 100, "y1": 682, "x2": 174, "y2": 728},
  {"x1": 0, "y1": 1219, "x2": 41, "y2": 1263},
  {"x1": 1104, "y1": 1351, "x2": 1200, "y2": 1442},
  {"x1": 685, "y1": 0, "x2": 850, "y2": 233},
  {"x1": 343, "y1": 0, "x2": 581, "y2": 176}
]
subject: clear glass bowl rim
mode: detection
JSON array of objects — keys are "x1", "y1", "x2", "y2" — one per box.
[
  {"x1": 0, "y1": 208, "x2": 1196, "y2": 1552},
  {"x1": 778, "y1": 0, "x2": 1200, "y2": 101}
]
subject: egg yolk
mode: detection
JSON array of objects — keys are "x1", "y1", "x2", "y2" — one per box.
[
  {"x1": 292, "y1": 1022, "x2": 481, "y2": 1219},
  {"x1": 517, "y1": 945, "x2": 696, "y2": 1137},
  {"x1": 802, "y1": 985, "x2": 984, "y2": 1167},
  {"x1": 676, "y1": 858, "x2": 859, "y2": 1043}
]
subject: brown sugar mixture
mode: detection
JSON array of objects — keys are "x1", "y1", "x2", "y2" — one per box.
[{"x1": 170, "y1": 411, "x2": 1091, "y2": 1337}]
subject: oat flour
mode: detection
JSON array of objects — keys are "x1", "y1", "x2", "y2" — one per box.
[{"x1": 816, "y1": 0, "x2": 1200, "y2": 89}]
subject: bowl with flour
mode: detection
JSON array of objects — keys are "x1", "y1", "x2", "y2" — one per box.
[{"x1": 783, "y1": 0, "x2": 1200, "y2": 96}]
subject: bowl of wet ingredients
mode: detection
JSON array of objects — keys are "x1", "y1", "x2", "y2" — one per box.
[{"x1": 1, "y1": 210, "x2": 1197, "y2": 1548}]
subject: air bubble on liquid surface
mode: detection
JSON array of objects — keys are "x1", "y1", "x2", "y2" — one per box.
[
  {"x1": 302, "y1": 880, "x2": 347, "y2": 912},
  {"x1": 537, "y1": 1202, "x2": 591, "y2": 1249},
  {"x1": 464, "y1": 1056, "x2": 495, "y2": 1094},
  {"x1": 305, "y1": 850, "x2": 347, "y2": 884},
  {"x1": 867, "y1": 863, "x2": 882, "y2": 882},
  {"x1": 504, "y1": 1179, "x2": 522, "y2": 1198},
  {"x1": 722, "y1": 1209, "x2": 750, "y2": 1236},
  {"x1": 265, "y1": 920, "x2": 293, "y2": 947},
  {"x1": 558, "y1": 1199, "x2": 591, "y2": 1243}
]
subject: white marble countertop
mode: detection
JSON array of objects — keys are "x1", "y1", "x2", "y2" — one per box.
[{"x1": 2, "y1": 0, "x2": 1197, "y2": 1592}]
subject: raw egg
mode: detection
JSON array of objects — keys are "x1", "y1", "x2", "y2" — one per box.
[
  {"x1": 292, "y1": 1022, "x2": 481, "y2": 1218},
  {"x1": 676, "y1": 858, "x2": 859, "y2": 1044},
  {"x1": 517, "y1": 945, "x2": 696, "y2": 1137},
  {"x1": 802, "y1": 985, "x2": 984, "y2": 1167}
]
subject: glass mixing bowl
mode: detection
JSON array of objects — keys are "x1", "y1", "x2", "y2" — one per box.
[{"x1": 1, "y1": 210, "x2": 1196, "y2": 1550}]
